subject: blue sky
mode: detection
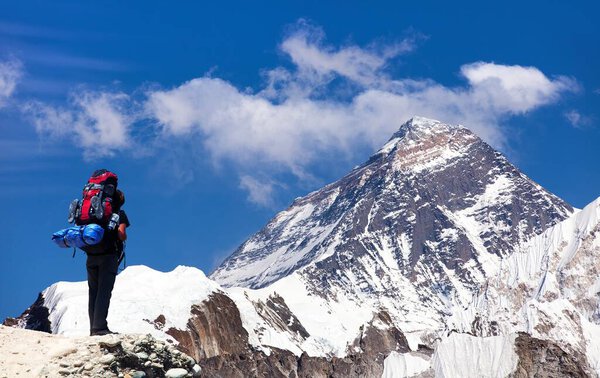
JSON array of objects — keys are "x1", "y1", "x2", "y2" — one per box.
[{"x1": 1, "y1": 0, "x2": 599, "y2": 320}]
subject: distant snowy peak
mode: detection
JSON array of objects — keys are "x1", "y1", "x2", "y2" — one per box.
[{"x1": 211, "y1": 116, "x2": 573, "y2": 298}]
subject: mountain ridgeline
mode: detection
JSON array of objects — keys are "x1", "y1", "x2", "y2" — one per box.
[{"x1": 8, "y1": 117, "x2": 599, "y2": 377}]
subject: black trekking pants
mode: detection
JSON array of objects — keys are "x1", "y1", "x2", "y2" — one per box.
[{"x1": 86, "y1": 253, "x2": 119, "y2": 333}]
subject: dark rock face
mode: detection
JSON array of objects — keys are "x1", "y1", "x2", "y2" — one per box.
[
  {"x1": 2, "y1": 292, "x2": 51, "y2": 333},
  {"x1": 345, "y1": 311, "x2": 413, "y2": 378},
  {"x1": 252, "y1": 293, "x2": 310, "y2": 341},
  {"x1": 197, "y1": 348, "x2": 299, "y2": 378},
  {"x1": 510, "y1": 333, "x2": 592, "y2": 378},
  {"x1": 196, "y1": 341, "x2": 404, "y2": 378},
  {"x1": 167, "y1": 292, "x2": 251, "y2": 361},
  {"x1": 168, "y1": 296, "x2": 412, "y2": 378}
]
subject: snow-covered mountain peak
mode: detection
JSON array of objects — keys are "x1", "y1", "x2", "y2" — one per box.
[{"x1": 212, "y1": 117, "x2": 573, "y2": 293}]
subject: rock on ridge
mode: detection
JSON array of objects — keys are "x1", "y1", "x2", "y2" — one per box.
[{"x1": 0, "y1": 325, "x2": 201, "y2": 378}]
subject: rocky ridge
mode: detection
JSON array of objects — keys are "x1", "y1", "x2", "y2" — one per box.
[{"x1": 0, "y1": 325, "x2": 200, "y2": 378}]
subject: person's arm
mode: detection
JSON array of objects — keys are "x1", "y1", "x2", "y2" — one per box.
[{"x1": 118, "y1": 223, "x2": 127, "y2": 241}]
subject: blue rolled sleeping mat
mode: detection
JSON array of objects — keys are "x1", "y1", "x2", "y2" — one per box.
[{"x1": 52, "y1": 224, "x2": 104, "y2": 249}]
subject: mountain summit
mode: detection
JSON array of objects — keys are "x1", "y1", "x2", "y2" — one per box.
[
  {"x1": 372, "y1": 116, "x2": 473, "y2": 172},
  {"x1": 211, "y1": 117, "x2": 573, "y2": 317}
]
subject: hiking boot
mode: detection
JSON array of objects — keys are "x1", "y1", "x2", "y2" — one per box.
[{"x1": 91, "y1": 329, "x2": 118, "y2": 336}]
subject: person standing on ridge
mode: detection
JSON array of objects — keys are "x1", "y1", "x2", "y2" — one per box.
[{"x1": 86, "y1": 188, "x2": 130, "y2": 336}]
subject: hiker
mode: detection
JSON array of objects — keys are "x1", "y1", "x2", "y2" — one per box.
[
  {"x1": 86, "y1": 188, "x2": 130, "y2": 336},
  {"x1": 51, "y1": 169, "x2": 131, "y2": 335}
]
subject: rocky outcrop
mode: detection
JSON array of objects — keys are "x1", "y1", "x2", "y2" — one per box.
[
  {"x1": 346, "y1": 311, "x2": 413, "y2": 377},
  {"x1": 511, "y1": 333, "x2": 591, "y2": 378},
  {"x1": 2, "y1": 292, "x2": 50, "y2": 332},
  {"x1": 165, "y1": 299, "x2": 413, "y2": 377},
  {"x1": 90, "y1": 334, "x2": 201, "y2": 378},
  {"x1": 253, "y1": 293, "x2": 310, "y2": 341},
  {"x1": 166, "y1": 292, "x2": 251, "y2": 361},
  {"x1": 197, "y1": 347, "x2": 401, "y2": 378},
  {"x1": 0, "y1": 326, "x2": 201, "y2": 378}
]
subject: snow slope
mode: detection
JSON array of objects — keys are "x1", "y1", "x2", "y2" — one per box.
[
  {"x1": 432, "y1": 333, "x2": 518, "y2": 378},
  {"x1": 448, "y1": 197, "x2": 600, "y2": 375},
  {"x1": 382, "y1": 351, "x2": 431, "y2": 378},
  {"x1": 41, "y1": 265, "x2": 220, "y2": 339}
]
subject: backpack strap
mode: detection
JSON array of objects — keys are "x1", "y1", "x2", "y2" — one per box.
[{"x1": 117, "y1": 242, "x2": 126, "y2": 272}]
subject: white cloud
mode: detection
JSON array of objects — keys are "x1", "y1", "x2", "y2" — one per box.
[
  {"x1": 0, "y1": 58, "x2": 23, "y2": 107},
  {"x1": 25, "y1": 91, "x2": 133, "y2": 158},
  {"x1": 27, "y1": 23, "x2": 579, "y2": 205},
  {"x1": 564, "y1": 110, "x2": 592, "y2": 129},
  {"x1": 460, "y1": 62, "x2": 578, "y2": 113},
  {"x1": 147, "y1": 77, "x2": 359, "y2": 178},
  {"x1": 239, "y1": 175, "x2": 277, "y2": 207},
  {"x1": 278, "y1": 21, "x2": 416, "y2": 88},
  {"x1": 146, "y1": 61, "x2": 577, "y2": 180}
]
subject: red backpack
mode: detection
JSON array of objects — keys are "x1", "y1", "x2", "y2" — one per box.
[{"x1": 71, "y1": 169, "x2": 119, "y2": 226}]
